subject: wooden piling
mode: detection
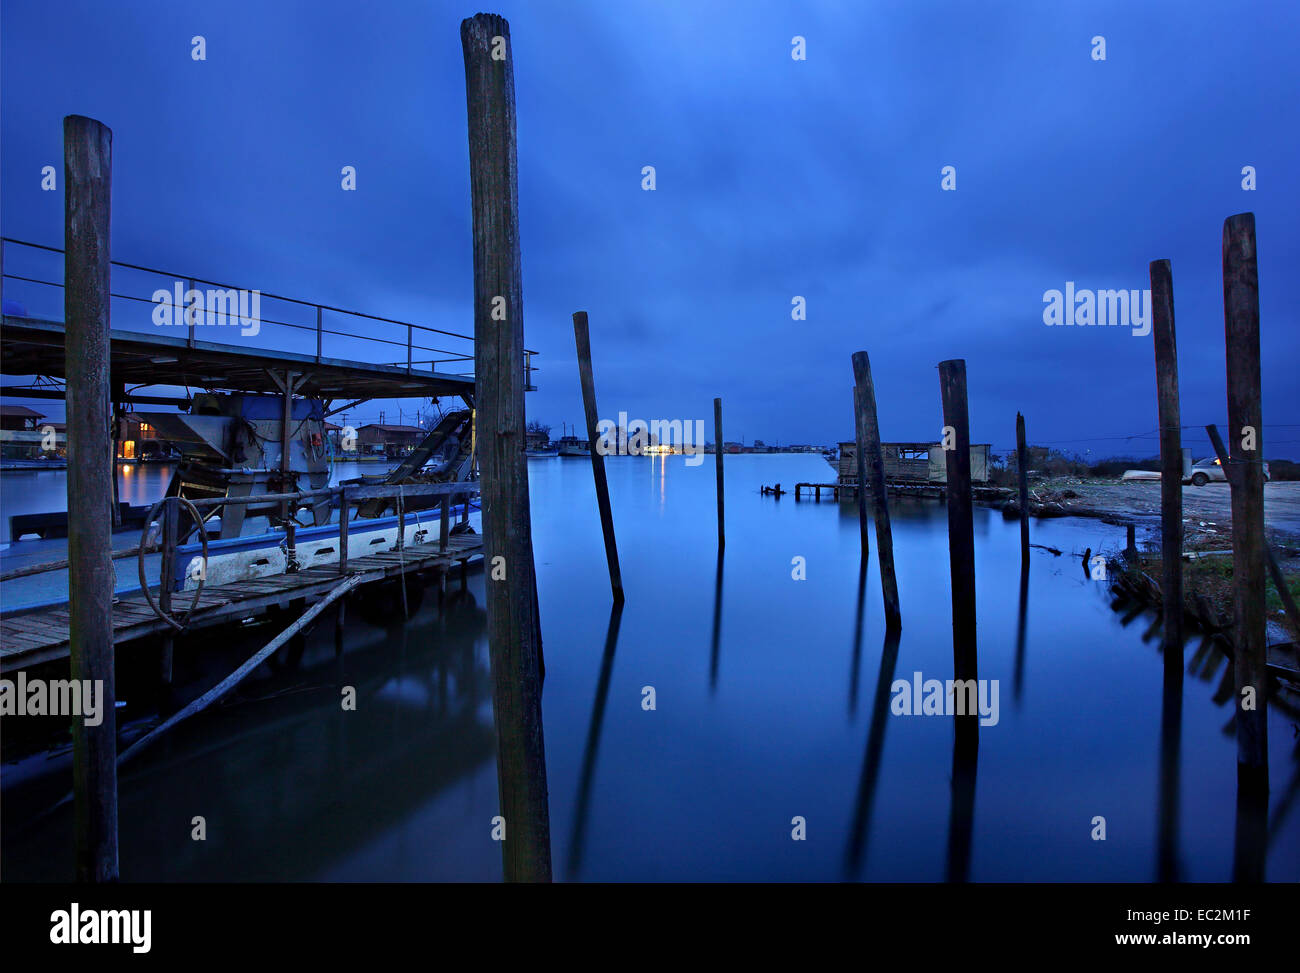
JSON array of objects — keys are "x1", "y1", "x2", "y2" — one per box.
[
  {"x1": 1150, "y1": 259, "x2": 1184, "y2": 662},
  {"x1": 1015, "y1": 412, "x2": 1030, "y2": 563},
  {"x1": 63, "y1": 114, "x2": 119, "y2": 882},
  {"x1": 337, "y1": 488, "x2": 349, "y2": 576},
  {"x1": 852, "y1": 386, "x2": 870, "y2": 556},
  {"x1": 572, "y1": 310, "x2": 624, "y2": 603},
  {"x1": 851, "y1": 352, "x2": 900, "y2": 630},
  {"x1": 938, "y1": 360, "x2": 978, "y2": 695},
  {"x1": 461, "y1": 12, "x2": 551, "y2": 882},
  {"x1": 1221, "y1": 212, "x2": 1268, "y2": 795},
  {"x1": 714, "y1": 397, "x2": 725, "y2": 550},
  {"x1": 1206, "y1": 424, "x2": 1300, "y2": 663},
  {"x1": 158, "y1": 498, "x2": 177, "y2": 684}
]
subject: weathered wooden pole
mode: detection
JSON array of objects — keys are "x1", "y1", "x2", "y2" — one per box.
[
  {"x1": 852, "y1": 386, "x2": 870, "y2": 556},
  {"x1": 461, "y1": 12, "x2": 551, "y2": 881},
  {"x1": 714, "y1": 397, "x2": 724, "y2": 550},
  {"x1": 938, "y1": 361, "x2": 976, "y2": 675},
  {"x1": 63, "y1": 113, "x2": 119, "y2": 882},
  {"x1": 1206, "y1": 424, "x2": 1300, "y2": 664},
  {"x1": 851, "y1": 352, "x2": 900, "y2": 630},
  {"x1": 1222, "y1": 212, "x2": 1268, "y2": 796},
  {"x1": 1150, "y1": 259, "x2": 1184, "y2": 663},
  {"x1": 1015, "y1": 412, "x2": 1030, "y2": 563},
  {"x1": 573, "y1": 311, "x2": 623, "y2": 604},
  {"x1": 939, "y1": 360, "x2": 978, "y2": 710}
]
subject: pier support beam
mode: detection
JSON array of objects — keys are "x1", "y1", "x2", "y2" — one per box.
[
  {"x1": 1221, "y1": 213, "x2": 1267, "y2": 796},
  {"x1": 461, "y1": 12, "x2": 551, "y2": 882},
  {"x1": 573, "y1": 311, "x2": 623, "y2": 604},
  {"x1": 939, "y1": 360, "x2": 978, "y2": 745},
  {"x1": 63, "y1": 113, "x2": 119, "y2": 883},
  {"x1": 1150, "y1": 259, "x2": 1184, "y2": 665},
  {"x1": 851, "y1": 352, "x2": 900, "y2": 631}
]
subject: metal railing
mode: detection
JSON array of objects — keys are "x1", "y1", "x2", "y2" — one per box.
[{"x1": 0, "y1": 237, "x2": 538, "y2": 386}]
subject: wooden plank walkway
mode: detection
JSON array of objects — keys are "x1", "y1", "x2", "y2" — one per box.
[{"x1": 0, "y1": 533, "x2": 483, "y2": 672}]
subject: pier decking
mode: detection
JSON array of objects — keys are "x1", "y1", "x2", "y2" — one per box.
[{"x1": 0, "y1": 532, "x2": 482, "y2": 672}]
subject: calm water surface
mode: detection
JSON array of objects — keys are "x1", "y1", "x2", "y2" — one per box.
[{"x1": 2, "y1": 454, "x2": 1297, "y2": 881}]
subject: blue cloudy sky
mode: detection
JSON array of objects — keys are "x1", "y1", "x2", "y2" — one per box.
[{"x1": 2, "y1": 0, "x2": 1297, "y2": 457}]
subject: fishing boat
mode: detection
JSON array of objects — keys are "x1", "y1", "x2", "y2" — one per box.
[
  {"x1": 525, "y1": 445, "x2": 558, "y2": 458},
  {"x1": 555, "y1": 422, "x2": 590, "y2": 457}
]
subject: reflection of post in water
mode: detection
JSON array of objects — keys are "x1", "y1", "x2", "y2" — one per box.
[
  {"x1": 1013, "y1": 562, "x2": 1028, "y2": 705},
  {"x1": 945, "y1": 718, "x2": 979, "y2": 883},
  {"x1": 844, "y1": 628, "x2": 901, "y2": 878},
  {"x1": 710, "y1": 551, "x2": 724, "y2": 693},
  {"x1": 567, "y1": 603, "x2": 624, "y2": 879},
  {"x1": 848, "y1": 558, "x2": 868, "y2": 717},
  {"x1": 1156, "y1": 643, "x2": 1183, "y2": 881},
  {"x1": 1233, "y1": 786, "x2": 1268, "y2": 882}
]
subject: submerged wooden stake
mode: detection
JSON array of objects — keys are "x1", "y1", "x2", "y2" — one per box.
[
  {"x1": 1221, "y1": 212, "x2": 1268, "y2": 795},
  {"x1": 461, "y1": 12, "x2": 551, "y2": 881},
  {"x1": 851, "y1": 352, "x2": 900, "y2": 630},
  {"x1": 573, "y1": 310, "x2": 624, "y2": 604},
  {"x1": 63, "y1": 113, "x2": 119, "y2": 883},
  {"x1": 1150, "y1": 259, "x2": 1184, "y2": 663}
]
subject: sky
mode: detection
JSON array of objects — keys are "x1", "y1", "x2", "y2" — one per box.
[{"x1": 2, "y1": 0, "x2": 1298, "y2": 458}]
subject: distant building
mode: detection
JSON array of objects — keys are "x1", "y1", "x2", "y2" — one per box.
[
  {"x1": 115, "y1": 413, "x2": 169, "y2": 460},
  {"x1": 357, "y1": 423, "x2": 426, "y2": 458},
  {"x1": 833, "y1": 441, "x2": 991, "y2": 485},
  {"x1": 0, "y1": 405, "x2": 63, "y2": 459},
  {"x1": 0, "y1": 405, "x2": 45, "y2": 431},
  {"x1": 323, "y1": 421, "x2": 345, "y2": 453}
]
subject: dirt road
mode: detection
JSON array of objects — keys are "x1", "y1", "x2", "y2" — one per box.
[{"x1": 1021, "y1": 479, "x2": 1300, "y2": 549}]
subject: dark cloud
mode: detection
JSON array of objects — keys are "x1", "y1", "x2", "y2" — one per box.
[{"x1": 3, "y1": 0, "x2": 1296, "y2": 456}]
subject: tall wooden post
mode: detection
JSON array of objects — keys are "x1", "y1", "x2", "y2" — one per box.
[
  {"x1": 1150, "y1": 259, "x2": 1184, "y2": 662},
  {"x1": 1015, "y1": 412, "x2": 1030, "y2": 563},
  {"x1": 462, "y1": 12, "x2": 551, "y2": 881},
  {"x1": 63, "y1": 114, "x2": 119, "y2": 882},
  {"x1": 573, "y1": 311, "x2": 624, "y2": 603},
  {"x1": 1221, "y1": 211, "x2": 1268, "y2": 795},
  {"x1": 939, "y1": 361, "x2": 978, "y2": 711},
  {"x1": 851, "y1": 352, "x2": 900, "y2": 630},
  {"x1": 852, "y1": 386, "x2": 870, "y2": 555},
  {"x1": 714, "y1": 397, "x2": 724, "y2": 550}
]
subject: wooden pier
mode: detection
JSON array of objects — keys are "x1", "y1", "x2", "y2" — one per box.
[
  {"x1": 1, "y1": 532, "x2": 482, "y2": 674},
  {"x1": 794, "y1": 480, "x2": 1012, "y2": 504}
]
